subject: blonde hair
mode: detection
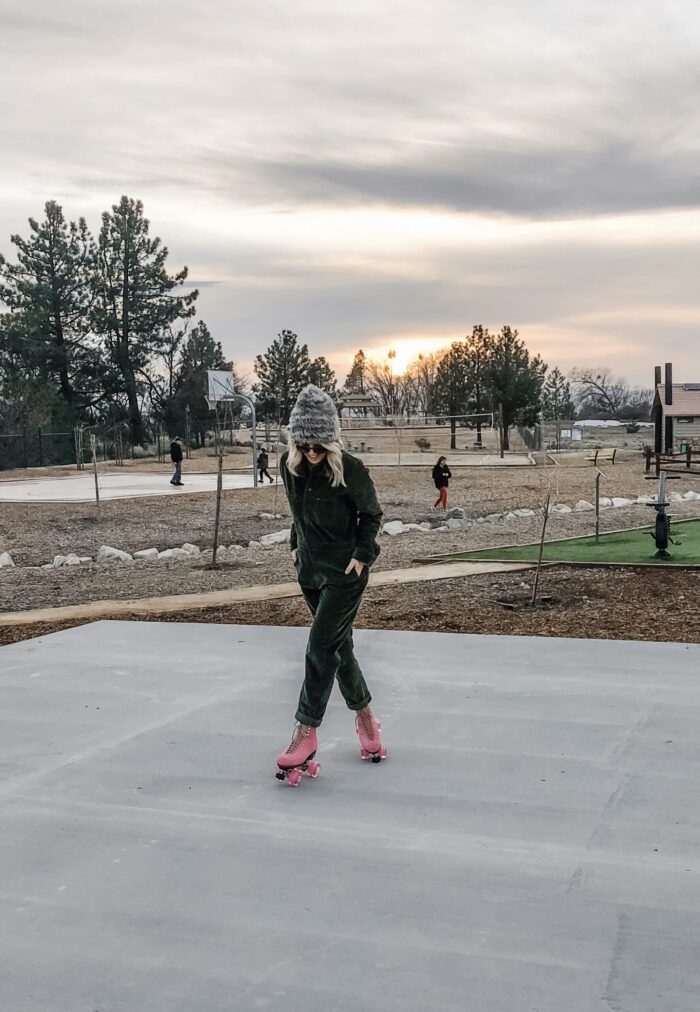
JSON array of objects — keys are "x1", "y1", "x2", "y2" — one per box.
[{"x1": 286, "y1": 434, "x2": 346, "y2": 488}]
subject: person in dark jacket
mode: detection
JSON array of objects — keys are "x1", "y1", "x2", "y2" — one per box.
[
  {"x1": 432, "y1": 455, "x2": 451, "y2": 511},
  {"x1": 169, "y1": 438, "x2": 184, "y2": 486},
  {"x1": 257, "y1": 447, "x2": 274, "y2": 483},
  {"x1": 275, "y1": 385, "x2": 386, "y2": 783}
]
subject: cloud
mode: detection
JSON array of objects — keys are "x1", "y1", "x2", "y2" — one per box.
[{"x1": 0, "y1": 0, "x2": 698, "y2": 389}]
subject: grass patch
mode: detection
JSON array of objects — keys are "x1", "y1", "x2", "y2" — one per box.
[{"x1": 447, "y1": 518, "x2": 700, "y2": 566}]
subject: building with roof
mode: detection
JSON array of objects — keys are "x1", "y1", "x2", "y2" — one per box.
[{"x1": 652, "y1": 363, "x2": 700, "y2": 452}]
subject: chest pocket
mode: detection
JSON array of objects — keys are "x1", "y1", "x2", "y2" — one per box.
[{"x1": 308, "y1": 487, "x2": 353, "y2": 535}]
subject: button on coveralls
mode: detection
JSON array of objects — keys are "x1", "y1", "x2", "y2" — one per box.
[{"x1": 281, "y1": 451, "x2": 383, "y2": 728}]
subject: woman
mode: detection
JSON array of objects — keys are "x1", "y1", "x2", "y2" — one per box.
[
  {"x1": 432, "y1": 455, "x2": 452, "y2": 511},
  {"x1": 276, "y1": 384, "x2": 386, "y2": 784}
]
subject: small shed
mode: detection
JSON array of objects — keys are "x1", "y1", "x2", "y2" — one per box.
[{"x1": 651, "y1": 363, "x2": 700, "y2": 452}]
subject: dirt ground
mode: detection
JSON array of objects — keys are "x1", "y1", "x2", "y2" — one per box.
[
  {"x1": 1, "y1": 455, "x2": 699, "y2": 641},
  {"x1": 2, "y1": 566, "x2": 699, "y2": 648}
]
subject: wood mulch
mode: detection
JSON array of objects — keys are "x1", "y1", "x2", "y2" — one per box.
[{"x1": 2, "y1": 565, "x2": 698, "y2": 648}]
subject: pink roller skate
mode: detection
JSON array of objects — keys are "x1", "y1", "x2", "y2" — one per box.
[
  {"x1": 275, "y1": 723, "x2": 320, "y2": 787},
  {"x1": 355, "y1": 707, "x2": 387, "y2": 763}
]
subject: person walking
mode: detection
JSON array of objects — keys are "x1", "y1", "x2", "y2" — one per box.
[
  {"x1": 169, "y1": 437, "x2": 184, "y2": 486},
  {"x1": 257, "y1": 447, "x2": 274, "y2": 484},
  {"x1": 275, "y1": 384, "x2": 386, "y2": 785},
  {"x1": 432, "y1": 455, "x2": 451, "y2": 511}
]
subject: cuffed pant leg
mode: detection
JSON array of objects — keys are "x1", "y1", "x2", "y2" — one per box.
[
  {"x1": 334, "y1": 629, "x2": 371, "y2": 712},
  {"x1": 295, "y1": 577, "x2": 369, "y2": 727}
]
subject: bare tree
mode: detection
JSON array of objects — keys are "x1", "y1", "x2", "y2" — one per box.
[
  {"x1": 365, "y1": 351, "x2": 407, "y2": 415},
  {"x1": 404, "y1": 352, "x2": 443, "y2": 419},
  {"x1": 570, "y1": 367, "x2": 651, "y2": 419}
]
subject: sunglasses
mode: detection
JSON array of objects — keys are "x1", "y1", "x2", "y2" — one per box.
[{"x1": 296, "y1": 443, "x2": 326, "y2": 454}]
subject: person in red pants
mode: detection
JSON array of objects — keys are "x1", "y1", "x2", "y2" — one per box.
[{"x1": 432, "y1": 455, "x2": 452, "y2": 511}]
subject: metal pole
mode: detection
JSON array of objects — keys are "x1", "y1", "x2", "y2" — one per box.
[
  {"x1": 235, "y1": 394, "x2": 258, "y2": 488},
  {"x1": 498, "y1": 402, "x2": 504, "y2": 458},
  {"x1": 90, "y1": 433, "x2": 100, "y2": 518},
  {"x1": 212, "y1": 450, "x2": 224, "y2": 567},
  {"x1": 595, "y1": 470, "x2": 601, "y2": 542},
  {"x1": 38, "y1": 426, "x2": 43, "y2": 468}
]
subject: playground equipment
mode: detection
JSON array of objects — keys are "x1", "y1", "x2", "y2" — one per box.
[{"x1": 645, "y1": 470, "x2": 681, "y2": 558}]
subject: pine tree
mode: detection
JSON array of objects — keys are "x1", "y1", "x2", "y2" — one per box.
[
  {"x1": 308, "y1": 356, "x2": 337, "y2": 397},
  {"x1": 434, "y1": 342, "x2": 470, "y2": 450},
  {"x1": 463, "y1": 324, "x2": 494, "y2": 447},
  {"x1": 253, "y1": 329, "x2": 311, "y2": 423},
  {"x1": 174, "y1": 322, "x2": 232, "y2": 446},
  {"x1": 344, "y1": 350, "x2": 367, "y2": 394},
  {"x1": 542, "y1": 367, "x2": 575, "y2": 421},
  {"x1": 486, "y1": 326, "x2": 547, "y2": 450},
  {"x1": 0, "y1": 200, "x2": 96, "y2": 414},
  {"x1": 91, "y1": 196, "x2": 198, "y2": 445}
]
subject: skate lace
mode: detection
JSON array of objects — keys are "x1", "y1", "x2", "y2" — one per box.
[
  {"x1": 285, "y1": 723, "x2": 311, "y2": 754},
  {"x1": 357, "y1": 709, "x2": 375, "y2": 737}
]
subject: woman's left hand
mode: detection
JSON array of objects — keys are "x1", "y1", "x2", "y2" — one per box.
[{"x1": 345, "y1": 558, "x2": 366, "y2": 577}]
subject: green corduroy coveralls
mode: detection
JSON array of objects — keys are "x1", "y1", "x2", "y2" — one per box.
[{"x1": 281, "y1": 450, "x2": 383, "y2": 727}]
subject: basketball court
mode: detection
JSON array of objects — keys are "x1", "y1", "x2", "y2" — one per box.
[
  {"x1": 1, "y1": 622, "x2": 698, "y2": 1010},
  {"x1": 0, "y1": 471, "x2": 274, "y2": 503}
]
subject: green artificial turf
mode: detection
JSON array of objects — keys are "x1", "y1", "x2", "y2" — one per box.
[{"x1": 449, "y1": 518, "x2": 700, "y2": 566}]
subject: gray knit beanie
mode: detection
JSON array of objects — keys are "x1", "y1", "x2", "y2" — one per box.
[{"x1": 288, "y1": 385, "x2": 341, "y2": 446}]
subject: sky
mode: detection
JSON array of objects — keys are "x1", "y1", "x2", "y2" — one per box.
[{"x1": 0, "y1": 0, "x2": 698, "y2": 387}]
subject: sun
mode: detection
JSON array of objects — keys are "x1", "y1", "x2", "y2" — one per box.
[{"x1": 374, "y1": 336, "x2": 450, "y2": 375}]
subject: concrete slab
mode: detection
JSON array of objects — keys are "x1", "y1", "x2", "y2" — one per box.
[
  {"x1": 0, "y1": 471, "x2": 279, "y2": 503},
  {"x1": 1, "y1": 623, "x2": 699, "y2": 1011}
]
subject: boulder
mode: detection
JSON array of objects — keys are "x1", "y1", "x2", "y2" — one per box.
[
  {"x1": 403, "y1": 523, "x2": 428, "y2": 532},
  {"x1": 669, "y1": 492, "x2": 684, "y2": 502},
  {"x1": 52, "y1": 555, "x2": 67, "y2": 567},
  {"x1": 158, "y1": 548, "x2": 189, "y2": 560},
  {"x1": 446, "y1": 518, "x2": 465, "y2": 530},
  {"x1": 0, "y1": 552, "x2": 15, "y2": 568},
  {"x1": 64, "y1": 554, "x2": 82, "y2": 566},
  {"x1": 227, "y1": 543, "x2": 245, "y2": 551},
  {"x1": 419, "y1": 522, "x2": 432, "y2": 530},
  {"x1": 260, "y1": 530, "x2": 291, "y2": 547},
  {"x1": 434, "y1": 525, "x2": 450, "y2": 532},
  {"x1": 96, "y1": 545, "x2": 133, "y2": 564},
  {"x1": 445, "y1": 507, "x2": 466, "y2": 520},
  {"x1": 612, "y1": 497, "x2": 634, "y2": 508},
  {"x1": 260, "y1": 512, "x2": 283, "y2": 519},
  {"x1": 598, "y1": 497, "x2": 613, "y2": 508},
  {"x1": 512, "y1": 508, "x2": 536, "y2": 517},
  {"x1": 248, "y1": 540, "x2": 262, "y2": 549},
  {"x1": 181, "y1": 543, "x2": 200, "y2": 556},
  {"x1": 551, "y1": 504, "x2": 572, "y2": 514},
  {"x1": 134, "y1": 548, "x2": 159, "y2": 561},
  {"x1": 382, "y1": 520, "x2": 406, "y2": 536},
  {"x1": 574, "y1": 500, "x2": 595, "y2": 512},
  {"x1": 636, "y1": 495, "x2": 655, "y2": 505},
  {"x1": 78, "y1": 557, "x2": 92, "y2": 564},
  {"x1": 683, "y1": 490, "x2": 700, "y2": 501},
  {"x1": 484, "y1": 513, "x2": 502, "y2": 523}
]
